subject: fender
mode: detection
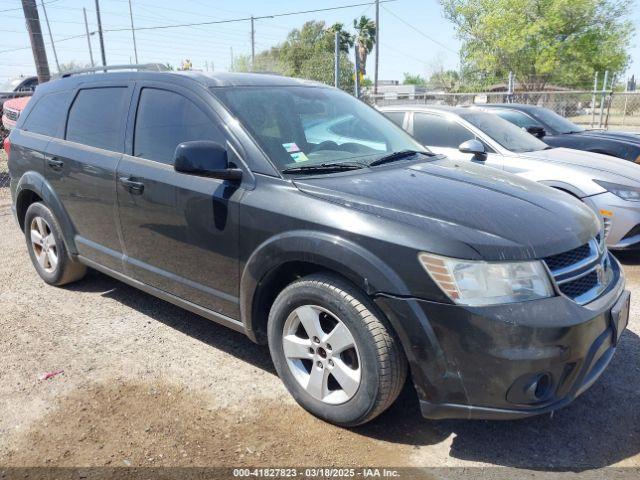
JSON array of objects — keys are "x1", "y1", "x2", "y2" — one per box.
[
  {"x1": 14, "y1": 171, "x2": 78, "y2": 255},
  {"x1": 240, "y1": 230, "x2": 411, "y2": 343},
  {"x1": 239, "y1": 230, "x2": 458, "y2": 401},
  {"x1": 537, "y1": 180, "x2": 587, "y2": 199}
]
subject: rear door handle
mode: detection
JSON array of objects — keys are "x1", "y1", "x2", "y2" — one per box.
[
  {"x1": 46, "y1": 157, "x2": 64, "y2": 170},
  {"x1": 119, "y1": 176, "x2": 145, "y2": 194}
]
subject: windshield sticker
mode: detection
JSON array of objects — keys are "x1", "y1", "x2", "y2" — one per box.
[
  {"x1": 283, "y1": 142, "x2": 300, "y2": 153},
  {"x1": 290, "y1": 152, "x2": 309, "y2": 163}
]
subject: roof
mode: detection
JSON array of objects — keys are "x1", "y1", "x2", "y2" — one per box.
[
  {"x1": 378, "y1": 104, "x2": 473, "y2": 116},
  {"x1": 481, "y1": 103, "x2": 542, "y2": 112},
  {"x1": 38, "y1": 70, "x2": 325, "y2": 94}
]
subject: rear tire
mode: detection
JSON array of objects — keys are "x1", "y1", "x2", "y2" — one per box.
[
  {"x1": 267, "y1": 273, "x2": 407, "y2": 426},
  {"x1": 24, "y1": 202, "x2": 86, "y2": 286}
]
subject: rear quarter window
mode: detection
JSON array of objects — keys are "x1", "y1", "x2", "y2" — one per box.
[
  {"x1": 66, "y1": 87, "x2": 130, "y2": 152},
  {"x1": 21, "y1": 91, "x2": 70, "y2": 137}
]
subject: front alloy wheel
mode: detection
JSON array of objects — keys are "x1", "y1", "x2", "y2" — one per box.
[
  {"x1": 283, "y1": 305, "x2": 361, "y2": 404},
  {"x1": 268, "y1": 273, "x2": 407, "y2": 426}
]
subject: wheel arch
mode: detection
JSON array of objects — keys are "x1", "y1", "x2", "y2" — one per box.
[
  {"x1": 240, "y1": 230, "x2": 410, "y2": 344},
  {"x1": 14, "y1": 171, "x2": 78, "y2": 255}
]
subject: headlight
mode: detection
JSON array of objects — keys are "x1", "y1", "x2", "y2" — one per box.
[
  {"x1": 418, "y1": 253, "x2": 554, "y2": 306},
  {"x1": 594, "y1": 180, "x2": 640, "y2": 201}
]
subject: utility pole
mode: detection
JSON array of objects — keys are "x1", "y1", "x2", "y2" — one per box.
[
  {"x1": 95, "y1": 0, "x2": 107, "y2": 68},
  {"x1": 354, "y1": 45, "x2": 361, "y2": 98},
  {"x1": 230, "y1": 47, "x2": 234, "y2": 71},
  {"x1": 83, "y1": 8, "x2": 95, "y2": 67},
  {"x1": 334, "y1": 31, "x2": 340, "y2": 88},
  {"x1": 20, "y1": 0, "x2": 50, "y2": 83},
  {"x1": 128, "y1": 0, "x2": 139, "y2": 63},
  {"x1": 250, "y1": 16, "x2": 255, "y2": 71},
  {"x1": 598, "y1": 70, "x2": 608, "y2": 128},
  {"x1": 590, "y1": 71, "x2": 598, "y2": 128},
  {"x1": 40, "y1": 0, "x2": 60, "y2": 73},
  {"x1": 373, "y1": 0, "x2": 379, "y2": 95}
]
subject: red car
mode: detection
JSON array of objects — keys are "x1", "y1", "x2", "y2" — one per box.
[{"x1": 2, "y1": 96, "x2": 31, "y2": 131}]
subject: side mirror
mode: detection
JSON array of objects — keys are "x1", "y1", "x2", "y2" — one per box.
[
  {"x1": 174, "y1": 141, "x2": 242, "y2": 181},
  {"x1": 526, "y1": 126, "x2": 546, "y2": 138},
  {"x1": 458, "y1": 139, "x2": 487, "y2": 161}
]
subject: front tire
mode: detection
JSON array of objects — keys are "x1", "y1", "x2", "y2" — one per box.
[
  {"x1": 267, "y1": 273, "x2": 407, "y2": 426},
  {"x1": 24, "y1": 202, "x2": 86, "y2": 286}
]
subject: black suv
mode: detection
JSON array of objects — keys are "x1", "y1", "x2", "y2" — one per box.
[
  {"x1": 479, "y1": 103, "x2": 640, "y2": 163},
  {"x1": 6, "y1": 68, "x2": 629, "y2": 426}
]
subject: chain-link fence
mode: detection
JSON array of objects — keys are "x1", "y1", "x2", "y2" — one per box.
[
  {"x1": 0, "y1": 148, "x2": 9, "y2": 199},
  {"x1": 369, "y1": 90, "x2": 640, "y2": 132}
]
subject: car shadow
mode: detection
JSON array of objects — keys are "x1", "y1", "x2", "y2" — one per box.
[{"x1": 70, "y1": 269, "x2": 640, "y2": 471}]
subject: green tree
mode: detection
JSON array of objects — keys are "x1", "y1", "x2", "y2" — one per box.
[
  {"x1": 441, "y1": 0, "x2": 634, "y2": 90},
  {"x1": 353, "y1": 15, "x2": 376, "y2": 75},
  {"x1": 232, "y1": 21, "x2": 355, "y2": 91},
  {"x1": 402, "y1": 73, "x2": 427, "y2": 85},
  {"x1": 428, "y1": 69, "x2": 461, "y2": 91}
]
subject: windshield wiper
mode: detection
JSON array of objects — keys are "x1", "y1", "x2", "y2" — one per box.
[
  {"x1": 281, "y1": 162, "x2": 365, "y2": 174},
  {"x1": 369, "y1": 150, "x2": 432, "y2": 167}
]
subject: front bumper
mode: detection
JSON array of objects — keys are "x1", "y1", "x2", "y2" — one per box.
[
  {"x1": 375, "y1": 255, "x2": 628, "y2": 420},
  {"x1": 587, "y1": 191, "x2": 640, "y2": 249}
]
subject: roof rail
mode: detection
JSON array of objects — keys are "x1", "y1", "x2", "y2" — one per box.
[{"x1": 60, "y1": 63, "x2": 169, "y2": 78}]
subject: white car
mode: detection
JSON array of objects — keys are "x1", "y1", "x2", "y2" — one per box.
[{"x1": 380, "y1": 105, "x2": 640, "y2": 250}]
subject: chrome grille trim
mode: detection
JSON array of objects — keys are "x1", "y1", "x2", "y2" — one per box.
[{"x1": 544, "y1": 237, "x2": 612, "y2": 305}]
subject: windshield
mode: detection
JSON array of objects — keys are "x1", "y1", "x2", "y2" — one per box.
[
  {"x1": 529, "y1": 107, "x2": 584, "y2": 134},
  {"x1": 459, "y1": 111, "x2": 549, "y2": 152},
  {"x1": 0, "y1": 78, "x2": 22, "y2": 92},
  {"x1": 212, "y1": 86, "x2": 426, "y2": 173}
]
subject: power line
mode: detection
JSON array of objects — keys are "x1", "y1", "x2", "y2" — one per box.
[
  {"x1": 0, "y1": 32, "x2": 87, "y2": 55},
  {"x1": 381, "y1": 5, "x2": 458, "y2": 54},
  {"x1": 101, "y1": 1, "x2": 397, "y2": 33}
]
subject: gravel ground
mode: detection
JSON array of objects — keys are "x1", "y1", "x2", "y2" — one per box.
[{"x1": 0, "y1": 187, "x2": 639, "y2": 474}]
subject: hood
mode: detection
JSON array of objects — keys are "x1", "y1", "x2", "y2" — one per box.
[
  {"x1": 293, "y1": 157, "x2": 599, "y2": 261},
  {"x1": 575, "y1": 129, "x2": 640, "y2": 145},
  {"x1": 522, "y1": 147, "x2": 640, "y2": 185},
  {"x1": 3, "y1": 96, "x2": 31, "y2": 111}
]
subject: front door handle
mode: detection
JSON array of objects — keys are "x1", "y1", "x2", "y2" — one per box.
[
  {"x1": 46, "y1": 157, "x2": 64, "y2": 170},
  {"x1": 119, "y1": 176, "x2": 144, "y2": 194}
]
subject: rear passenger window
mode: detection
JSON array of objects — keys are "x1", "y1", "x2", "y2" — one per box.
[
  {"x1": 413, "y1": 113, "x2": 474, "y2": 148},
  {"x1": 66, "y1": 87, "x2": 129, "y2": 151},
  {"x1": 22, "y1": 91, "x2": 69, "y2": 137},
  {"x1": 134, "y1": 88, "x2": 224, "y2": 165}
]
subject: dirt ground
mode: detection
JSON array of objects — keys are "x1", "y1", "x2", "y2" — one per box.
[{"x1": 0, "y1": 192, "x2": 639, "y2": 475}]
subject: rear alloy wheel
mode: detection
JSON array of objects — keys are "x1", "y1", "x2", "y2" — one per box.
[
  {"x1": 30, "y1": 216, "x2": 59, "y2": 273},
  {"x1": 268, "y1": 273, "x2": 407, "y2": 426},
  {"x1": 24, "y1": 202, "x2": 86, "y2": 286}
]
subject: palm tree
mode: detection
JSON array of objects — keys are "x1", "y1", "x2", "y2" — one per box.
[
  {"x1": 327, "y1": 23, "x2": 354, "y2": 53},
  {"x1": 353, "y1": 15, "x2": 376, "y2": 75}
]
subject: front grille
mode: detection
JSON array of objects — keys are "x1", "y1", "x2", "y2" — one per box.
[
  {"x1": 544, "y1": 243, "x2": 591, "y2": 271},
  {"x1": 558, "y1": 271, "x2": 598, "y2": 298},
  {"x1": 543, "y1": 237, "x2": 611, "y2": 305},
  {"x1": 4, "y1": 109, "x2": 19, "y2": 121}
]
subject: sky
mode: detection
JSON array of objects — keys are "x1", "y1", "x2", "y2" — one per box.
[{"x1": 0, "y1": 0, "x2": 639, "y2": 85}]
